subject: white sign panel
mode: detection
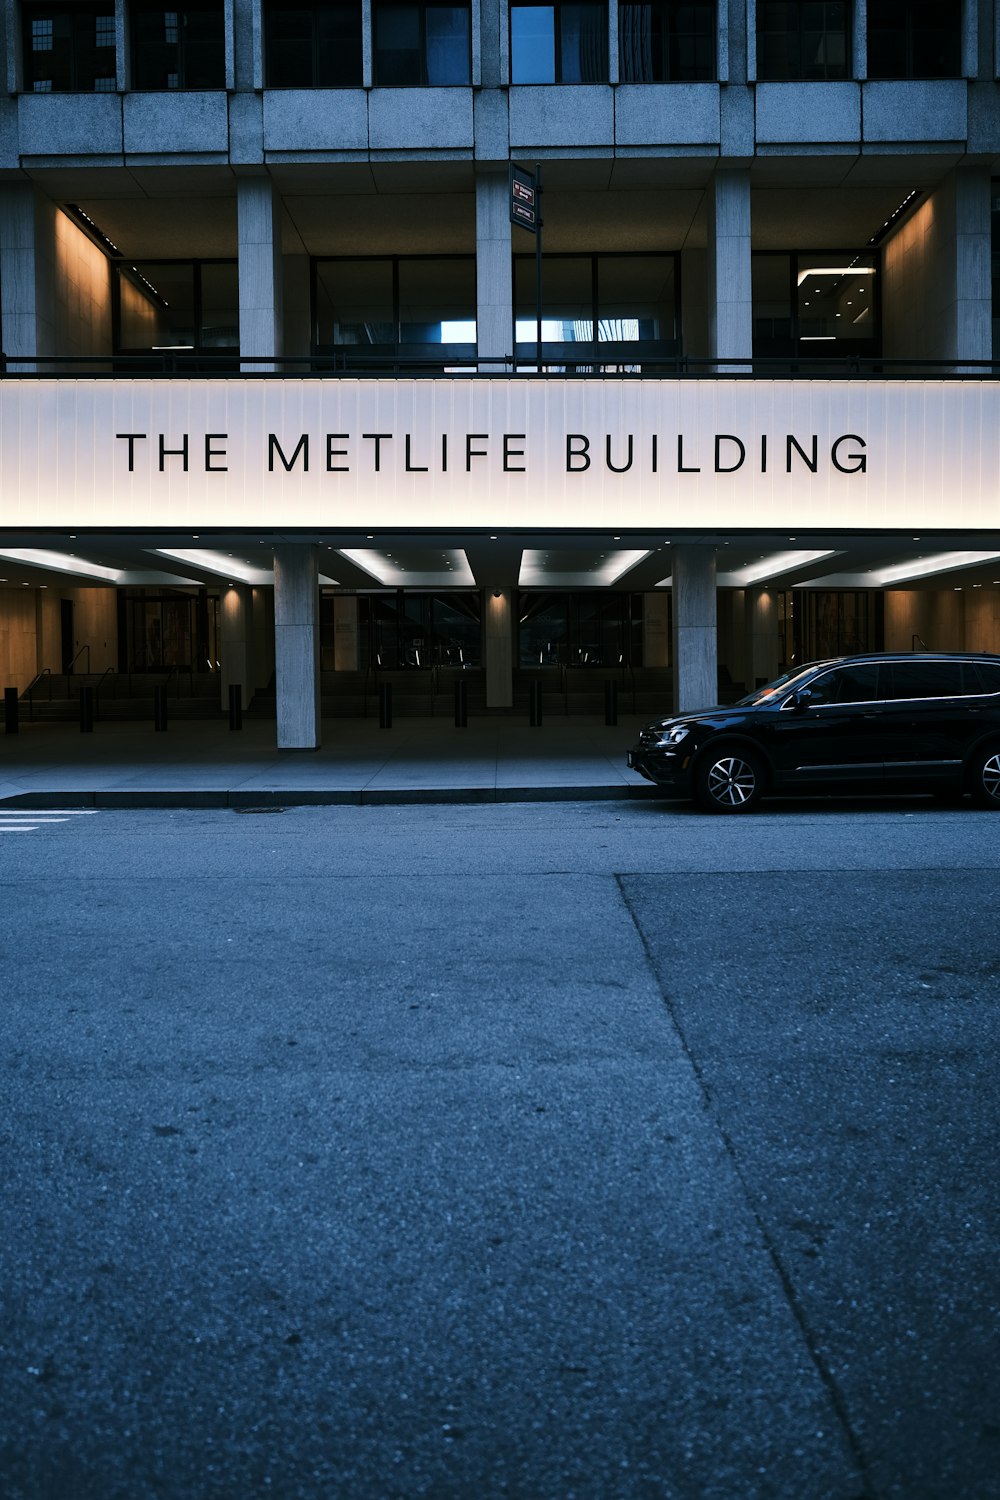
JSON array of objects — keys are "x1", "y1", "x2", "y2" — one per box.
[{"x1": 1, "y1": 376, "x2": 999, "y2": 531}]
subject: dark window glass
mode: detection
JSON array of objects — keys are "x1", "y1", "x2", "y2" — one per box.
[
  {"x1": 313, "y1": 257, "x2": 476, "y2": 354},
  {"x1": 130, "y1": 0, "x2": 225, "y2": 89},
  {"x1": 23, "y1": 4, "x2": 116, "y2": 91},
  {"x1": 972, "y1": 661, "x2": 1000, "y2": 695},
  {"x1": 264, "y1": 1, "x2": 362, "y2": 85},
  {"x1": 116, "y1": 261, "x2": 238, "y2": 351},
  {"x1": 757, "y1": 1, "x2": 848, "y2": 81},
  {"x1": 753, "y1": 249, "x2": 880, "y2": 361},
  {"x1": 510, "y1": 1, "x2": 607, "y2": 83},
  {"x1": 867, "y1": 0, "x2": 960, "y2": 80},
  {"x1": 885, "y1": 661, "x2": 965, "y2": 700},
  {"x1": 373, "y1": 1, "x2": 470, "y2": 83},
  {"x1": 514, "y1": 252, "x2": 679, "y2": 364},
  {"x1": 618, "y1": 1, "x2": 715, "y2": 82},
  {"x1": 807, "y1": 664, "x2": 880, "y2": 703}
]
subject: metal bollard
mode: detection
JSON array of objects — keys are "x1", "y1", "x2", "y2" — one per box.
[
  {"x1": 378, "y1": 682, "x2": 393, "y2": 729},
  {"x1": 454, "y1": 678, "x2": 468, "y2": 728},
  {"x1": 529, "y1": 680, "x2": 542, "y2": 727},
  {"x1": 605, "y1": 680, "x2": 618, "y2": 726},
  {"x1": 228, "y1": 683, "x2": 243, "y2": 731},
  {"x1": 153, "y1": 684, "x2": 168, "y2": 731},
  {"x1": 79, "y1": 684, "x2": 94, "y2": 733},
  {"x1": 4, "y1": 686, "x2": 18, "y2": 735}
]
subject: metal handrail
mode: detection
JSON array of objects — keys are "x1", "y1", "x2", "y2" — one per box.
[
  {"x1": 4, "y1": 351, "x2": 1000, "y2": 381},
  {"x1": 24, "y1": 666, "x2": 52, "y2": 721},
  {"x1": 67, "y1": 644, "x2": 90, "y2": 675},
  {"x1": 912, "y1": 634, "x2": 928, "y2": 651},
  {"x1": 94, "y1": 666, "x2": 116, "y2": 718}
]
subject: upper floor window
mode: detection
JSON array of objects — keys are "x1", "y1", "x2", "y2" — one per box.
[
  {"x1": 757, "y1": 1, "x2": 849, "y2": 81},
  {"x1": 313, "y1": 256, "x2": 477, "y2": 363},
  {"x1": 752, "y1": 250, "x2": 880, "y2": 362},
  {"x1": 372, "y1": 1, "x2": 471, "y2": 84},
  {"x1": 514, "y1": 251, "x2": 679, "y2": 365},
  {"x1": 130, "y1": 0, "x2": 225, "y2": 89},
  {"x1": 867, "y1": 0, "x2": 961, "y2": 80},
  {"x1": 264, "y1": 0, "x2": 363, "y2": 86},
  {"x1": 22, "y1": 3, "x2": 117, "y2": 91},
  {"x1": 618, "y1": 1, "x2": 715, "y2": 83},
  {"x1": 115, "y1": 260, "x2": 238, "y2": 353},
  {"x1": 510, "y1": 1, "x2": 608, "y2": 83}
]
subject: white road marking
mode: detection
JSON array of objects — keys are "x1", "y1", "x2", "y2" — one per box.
[{"x1": 0, "y1": 809, "x2": 99, "y2": 832}]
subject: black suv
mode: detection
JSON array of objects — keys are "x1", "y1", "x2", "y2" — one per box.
[{"x1": 628, "y1": 652, "x2": 1000, "y2": 813}]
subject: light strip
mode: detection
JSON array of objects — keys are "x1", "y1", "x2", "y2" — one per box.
[
  {"x1": 718, "y1": 550, "x2": 838, "y2": 587},
  {"x1": 0, "y1": 548, "x2": 121, "y2": 581},
  {"x1": 872, "y1": 550, "x2": 1000, "y2": 586},
  {"x1": 797, "y1": 267, "x2": 876, "y2": 285},
  {"x1": 153, "y1": 548, "x2": 273, "y2": 585},
  {"x1": 519, "y1": 550, "x2": 650, "y2": 587},
  {"x1": 338, "y1": 549, "x2": 475, "y2": 585}
]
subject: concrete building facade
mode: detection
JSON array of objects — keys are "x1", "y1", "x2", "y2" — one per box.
[{"x1": 1, "y1": 0, "x2": 999, "y2": 745}]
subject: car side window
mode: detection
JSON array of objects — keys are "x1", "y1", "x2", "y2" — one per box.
[
  {"x1": 885, "y1": 661, "x2": 964, "y2": 700},
  {"x1": 806, "y1": 664, "x2": 879, "y2": 705},
  {"x1": 970, "y1": 662, "x2": 1000, "y2": 695}
]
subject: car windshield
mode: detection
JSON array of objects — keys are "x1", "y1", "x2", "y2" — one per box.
[{"x1": 736, "y1": 664, "x2": 827, "y2": 707}]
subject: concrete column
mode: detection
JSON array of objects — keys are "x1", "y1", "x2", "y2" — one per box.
[
  {"x1": 0, "y1": 183, "x2": 55, "y2": 366},
  {"x1": 274, "y1": 546, "x2": 320, "y2": 749},
  {"x1": 671, "y1": 545, "x2": 717, "y2": 712},
  {"x1": 476, "y1": 170, "x2": 514, "y2": 369},
  {"x1": 950, "y1": 166, "x2": 992, "y2": 368},
  {"x1": 220, "y1": 584, "x2": 253, "y2": 710},
  {"x1": 238, "y1": 175, "x2": 283, "y2": 370},
  {"x1": 484, "y1": 589, "x2": 513, "y2": 708},
  {"x1": 707, "y1": 168, "x2": 752, "y2": 371},
  {"x1": 744, "y1": 587, "x2": 780, "y2": 690}
]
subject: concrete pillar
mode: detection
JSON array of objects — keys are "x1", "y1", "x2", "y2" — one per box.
[
  {"x1": 475, "y1": 170, "x2": 514, "y2": 369},
  {"x1": 0, "y1": 183, "x2": 55, "y2": 367},
  {"x1": 274, "y1": 546, "x2": 320, "y2": 749},
  {"x1": 707, "y1": 168, "x2": 752, "y2": 371},
  {"x1": 671, "y1": 545, "x2": 717, "y2": 712},
  {"x1": 744, "y1": 587, "x2": 780, "y2": 690},
  {"x1": 220, "y1": 584, "x2": 253, "y2": 710},
  {"x1": 484, "y1": 589, "x2": 513, "y2": 708},
  {"x1": 950, "y1": 166, "x2": 992, "y2": 368},
  {"x1": 238, "y1": 175, "x2": 283, "y2": 370}
]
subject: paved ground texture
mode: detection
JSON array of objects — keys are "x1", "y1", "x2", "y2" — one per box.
[{"x1": 1, "y1": 799, "x2": 999, "y2": 1499}]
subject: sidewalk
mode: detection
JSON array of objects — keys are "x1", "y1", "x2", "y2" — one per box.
[{"x1": 0, "y1": 714, "x2": 660, "y2": 807}]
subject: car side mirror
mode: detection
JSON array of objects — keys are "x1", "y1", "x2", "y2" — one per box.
[{"x1": 784, "y1": 688, "x2": 813, "y2": 711}]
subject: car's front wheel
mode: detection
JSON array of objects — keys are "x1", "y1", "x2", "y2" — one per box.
[
  {"x1": 692, "y1": 746, "x2": 765, "y2": 814},
  {"x1": 968, "y1": 744, "x2": 1000, "y2": 809}
]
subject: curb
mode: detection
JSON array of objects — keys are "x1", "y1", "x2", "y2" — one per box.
[{"x1": 1, "y1": 784, "x2": 663, "y2": 810}]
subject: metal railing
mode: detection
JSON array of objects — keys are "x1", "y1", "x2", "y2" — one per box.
[
  {"x1": 66, "y1": 644, "x2": 91, "y2": 674},
  {"x1": 2, "y1": 352, "x2": 1000, "y2": 382},
  {"x1": 24, "y1": 667, "x2": 52, "y2": 721}
]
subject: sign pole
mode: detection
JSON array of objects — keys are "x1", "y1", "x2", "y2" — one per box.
[{"x1": 535, "y1": 162, "x2": 543, "y2": 373}]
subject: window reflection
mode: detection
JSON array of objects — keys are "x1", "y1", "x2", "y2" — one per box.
[{"x1": 510, "y1": 1, "x2": 608, "y2": 83}]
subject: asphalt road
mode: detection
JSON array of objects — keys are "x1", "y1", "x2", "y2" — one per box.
[{"x1": 2, "y1": 798, "x2": 999, "y2": 1499}]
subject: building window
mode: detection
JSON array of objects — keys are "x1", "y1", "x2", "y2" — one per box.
[
  {"x1": 372, "y1": 1, "x2": 471, "y2": 85},
  {"x1": 867, "y1": 0, "x2": 961, "y2": 80},
  {"x1": 22, "y1": 4, "x2": 117, "y2": 91},
  {"x1": 313, "y1": 256, "x2": 477, "y2": 364},
  {"x1": 130, "y1": 1, "x2": 225, "y2": 89},
  {"x1": 264, "y1": 0, "x2": 363, "y2": 86},
  {"x1": 618, "y1": 1, "x2": 715, "y2": 83},
  {"x1": 756, "y1": 1, "x2": 849, "y2": 81},
  {"x1": 513, "y1": 252, "x2": 679, "y2": 366},
  {"x1": 510, "y1": 1, "x2": 608, "y2": 83},
  {"x1": 115, "y1": 260, "x2": 238, "y2": 355},
  {"x1": 752, "y1": 250, "x2": 880, "y2": 362}
]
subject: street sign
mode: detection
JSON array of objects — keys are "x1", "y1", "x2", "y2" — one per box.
[{"x1": 510, "y1": 164, "x2": 539, "y2": 232}]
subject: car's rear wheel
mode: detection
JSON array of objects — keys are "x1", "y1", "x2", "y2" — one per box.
[
  {"x1": 968, "y1": 745, "x2": 1000, "y2": 809},
  {"x1": 692, "y1": 746, "x2": 765, "y2": 814}
]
